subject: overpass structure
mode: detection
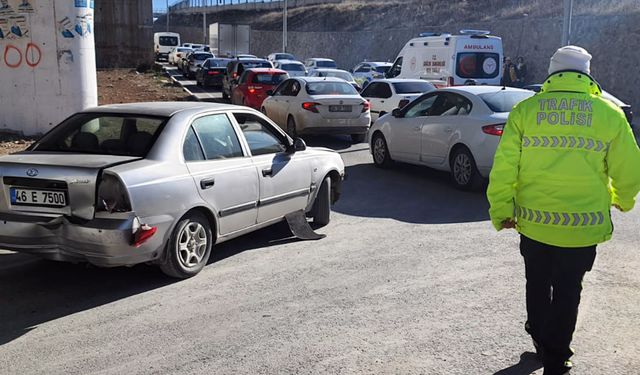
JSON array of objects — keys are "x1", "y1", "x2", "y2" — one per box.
[{"x1": 168, "y1": 0, "x2": 341, "y2": 14}]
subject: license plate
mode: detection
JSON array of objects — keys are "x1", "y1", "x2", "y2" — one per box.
[
  {"x1": 329, "y1": 105, "x2": 352, "y2": 112},
  {"x1": 10, "y1": 187, "x2": 67, "y2": 207}
]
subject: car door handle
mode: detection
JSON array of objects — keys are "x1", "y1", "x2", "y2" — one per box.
[
  {"x1": 200, "y1": 177, "x2": 215, "y2": 189},
  {"x1": 380, "y1": 100, "x2": 385, "y2": 103},
  {"x1": 262, "y1": 168, "x2": 273, "y2": 177}
]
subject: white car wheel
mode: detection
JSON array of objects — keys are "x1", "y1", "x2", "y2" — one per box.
[
  {"x1": 160, "y1": 211, "x2": 212, "y2": 278},
  {"x1": 372, "y1": 133, "x2": 392, "y2": 168},
  {"x1": 450, "y1": 147, "x2": 482, "y2": 190}
]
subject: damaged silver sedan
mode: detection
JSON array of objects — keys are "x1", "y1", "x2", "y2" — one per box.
[{"x1": 0, "y1": 102, "x2": 345, "y2": 278}]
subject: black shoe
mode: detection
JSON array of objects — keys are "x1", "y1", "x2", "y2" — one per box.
[
  {"x1": 532, "y1": 337, "x2": 545, "y2": 361},
  {"x1": 542, "y1": 359, "x2": 572, "y2": 375}
]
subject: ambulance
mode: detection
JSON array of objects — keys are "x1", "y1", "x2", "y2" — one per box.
[{"x1": 386, "y1": 30, "x2": 503, "y2": 87}]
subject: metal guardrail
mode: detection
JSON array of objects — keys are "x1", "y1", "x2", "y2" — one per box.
[{"x1": 168, "y1": 0, "x2": 340, "y2": 12}]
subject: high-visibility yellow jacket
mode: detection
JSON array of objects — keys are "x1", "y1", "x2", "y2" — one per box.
[{"x1": 487, "y1": 71, "x2": 640, "y2": 247}]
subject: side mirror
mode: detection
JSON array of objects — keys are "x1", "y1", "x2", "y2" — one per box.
[
  {"x1": 266, "y1": 90, "x2": 274, "y2": 96},
  {"x1": 290, "y1": 137, "x2": 306, "y2": 153},
  {"x1": 392, "y1": 108, "x2": 403, "y2": 118}
]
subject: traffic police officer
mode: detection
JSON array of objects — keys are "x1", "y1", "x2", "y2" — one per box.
[{"x1": 487, "y1": 45, "x2": 640, "y2": 375}]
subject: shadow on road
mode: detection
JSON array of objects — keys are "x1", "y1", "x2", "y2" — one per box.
[
  {"x1": 304, "y1": 134, "x2": 355, "y2": 151},
  {"x1": 333, "y1": 161, "x2": 490, "y2": 224},
  {"x1": 0, "y1": 222, "x2": 303, "y2": 347},
  {"x1": 493, "y1": 352, "x2": 543, "y2": 374}
]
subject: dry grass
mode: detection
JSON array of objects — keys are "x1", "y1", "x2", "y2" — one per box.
[{"x1": 254, "y1": 0, "x2": 640, "y2": 31}]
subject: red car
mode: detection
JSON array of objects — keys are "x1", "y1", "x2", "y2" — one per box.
[{"x1": 231, "y1": 68, "x2": 289, "y2": 110}]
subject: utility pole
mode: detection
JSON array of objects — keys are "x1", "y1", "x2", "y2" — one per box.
[
  {"x1": 166, "y1": 0, "x2": 169, "y2": 32},
  {"x1": 562, "y1": 0, "x2": 573, "y2": 46},
  {"x1": 203, "y1": 11, "x2": 207, "y2": 45},
  {"x1": 282, "y1": 0, "x2": 288, "y2": 52}
]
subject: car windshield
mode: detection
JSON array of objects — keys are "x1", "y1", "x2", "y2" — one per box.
[
  {"x1": 193, "y1": 53, "x2": 213, "y2": 61},
  {"x1": 252, "y1": 73, "x2": 288, "y2": 85},
  {"x1": 479, "y1": 91, "x2": 534, "y2": 112},
  {"x1": 392, "y1": 81, "x2": 436, "y2": 94},
  {"x1": 316, "y1": 71, "x2": 352, "y2": 81},
  {"x1": 306, "y1": 81, "x2": 358, "y2": 96},
  {"x1": 316, "y1": 60, "x2": 337, "y2": 68},
  {"x1": 32, "y1": 113, "x2": 167, "y2": 157},
  {"x1": 282, "y1": 63, "x2": 305, "y2": 71},
  {"x1": 159, "y1": 36, "x2": 178, "y2": 46},
  {"x1": 276, "y1": 54, "x2": 295, "y2": 60},
  {"x1": 375, "y1": 66, "x2": 391, "y2": 73},
  {"x1": 242, "y1": 61, "x2": 272, "y2": 69},
  {"x1": 177, "y1": 48, "x2": 192, "y2": 53},
  {"x1": 206, "y1": 59, "x2": 228, "y2": 67}
]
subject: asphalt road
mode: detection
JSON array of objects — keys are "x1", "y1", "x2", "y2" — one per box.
[{"x1": 1, "y1": 133, "x2": 639, "y2": 375}]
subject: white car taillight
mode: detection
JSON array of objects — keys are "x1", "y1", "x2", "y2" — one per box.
[
  {"x1": 96, "y1": 173, "x2": 132, "y2": 213},
  {"x1": 482, "y1": 124, "x2": 505, "y2": 136}
]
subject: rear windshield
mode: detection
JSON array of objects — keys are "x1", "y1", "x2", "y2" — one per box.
[
  {"x1": 242, "y1": 61, "x2": 272, "y2": 69},
  {"x1": 177, "y1": 48, "x2": 192, "y2": 53},
  {"x1": 306, "y1": 81, "x2": 358, "y2": 96},
  {"x1": 282, "y1": 63, "x2": 304, "y2": 71},
  {"x1": 479, "y1": 91, "x2": 534, "y2": 112},
  {"x1": 206, "y1": 59, "x2": 228, "y2": 67},
  {"x1": 159, "y1": 36, "x2": 179, "y2": 47},
  {"x1": 315, "y1": 71, "x2": 352, "y2": 81},
  {"x1": 316, "y1": 60, "x2": 337, "y2": 68},
  {"x1": 193, "y1": 53, "x2": 213, "y2": 60},
  {"x1": 375, "y1": 66, "x2": 391, "y2": 73},
  {"x1": 392, "y1": 81, "x2": 435, "y2": 94},
  {"x1": 252, "y1": 73, "x2": 288, "y2": 85},
  {"x1": 456, "y1": 53, "x2": 500, "y2": 79},
  {"x1": 276, "y1": 53, "x2": 295, "y2": 60},
  {"x1": 32, "y1": 114, "x2": 167, "y2": 157}
]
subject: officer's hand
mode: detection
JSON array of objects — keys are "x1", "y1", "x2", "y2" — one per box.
[{"x1": 501, "y1": 219, "x2": 516, "y2": 229}]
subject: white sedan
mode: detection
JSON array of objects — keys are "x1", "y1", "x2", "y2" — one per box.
[
  {"x1": 360, "y1": 79, "x2": 436, "y2": 121},
  {"x1": 262, "y1": 77, "x2": 371, "y2": 143},
  {"x1": 168, "y1": 47, "x2": 193, "y2": 65},
  {"x1": 369, "y1": 86, "x2": 534, "y2": 189},
  {"x1": 307, "y1": 68, "x2": 362, "y2": 91}
]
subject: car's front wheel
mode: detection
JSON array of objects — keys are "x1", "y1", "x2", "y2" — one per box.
[
  {"x1": 450, "y1": 147, "x2": 482, "y2": 190},
  {"x1": 372, "y1": 133, "x2": 392, "y2": 168},
  {"x1": 160, "y1": 211, "x2": 213, "y2": 279}
]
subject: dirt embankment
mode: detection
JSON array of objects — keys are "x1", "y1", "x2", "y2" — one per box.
[{"x1": 0, "y1": 69, "x2": 189, "y2": 155}]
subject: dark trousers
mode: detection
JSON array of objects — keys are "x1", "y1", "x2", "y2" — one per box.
[{"x1": 520, "y1": 235, "x2": 596, "y2": 373}]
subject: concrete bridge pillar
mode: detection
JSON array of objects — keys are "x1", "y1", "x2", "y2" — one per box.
[{"x1": 0, "y1": 0, "x2": 97, "y2": 135}]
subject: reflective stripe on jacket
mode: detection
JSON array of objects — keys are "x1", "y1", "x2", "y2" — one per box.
[{"x1": 487, "y1": 71, "x2": 640, "y2": 247}]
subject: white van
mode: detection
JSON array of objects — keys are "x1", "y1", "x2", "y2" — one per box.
[
  {"x1": 386, "y1": 30, "x2": 503, "y2": 87},
  {"x1": 154, "y1": 32, "x2": 181, "y2": 61}
]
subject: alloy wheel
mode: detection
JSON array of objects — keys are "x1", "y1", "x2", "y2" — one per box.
[
  {"x1": 373, "y1": 137, "x2": 387, "y2": 164},
  {"x1": 453, "y1": 153, "x2": 472, "y2": 186},
  {"x1": 176, "y1": 222, "x2": 208, "y2": 269}
]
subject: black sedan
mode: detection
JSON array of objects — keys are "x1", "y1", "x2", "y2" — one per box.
[{"x1": 195, "y1": 58, "x2": 231, "y2": 88}]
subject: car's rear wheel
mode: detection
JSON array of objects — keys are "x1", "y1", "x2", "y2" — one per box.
[
  {"x1": 287, "y1": 116, "x2": 298, "y2": 138},
  {"x1": 160, "y1": 211, "x2": 213, "y2": 279},
  {"x1": 372, "y1": 133, "x2": 392, "y2": 168},
  {"x1": 450, "y1": 146, "x2": 482, "y2": 190},
  {"x1": 351, "y1": 133, "x2": 366, "y2": 143},
  {"x1": 312, "y1": 176, "x2": 331, "y2": 227}
]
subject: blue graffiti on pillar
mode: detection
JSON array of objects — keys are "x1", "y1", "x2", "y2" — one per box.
[
  {"x1": 74, "y1": 0, "x2": 87, "y2": 8},
  {"x1": 58, "y1": 16, "x2": 74, "y2": 38},
  {"x1": 9, "y1": 15, "x2": 28, "y2": 38},
  {"x1": 74, "y1": 14, "x2": 92, "y2": 37},
  {"x1": 18, "y1": 1, "x2": 34, "y2": 13}
]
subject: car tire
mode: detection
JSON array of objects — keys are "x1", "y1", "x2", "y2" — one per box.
[
  {"x1": 287, "y1": 115, "x2": 298, "y2": 138},
  {"x1": 351, "y1": 133, "x2": 366, "y2": 143},
  {"x1": 312, "y1": 176, "x2": 331, "y2": 227},
  {"x1": 372, "y1": 133, "x2": 392, "y2": 168},
  {"x1": 449, "y1": 146, "x2": 483, "y2": 191},
  {"x1": 160, "y1": 211, "x2": 213, "y2": 279}
]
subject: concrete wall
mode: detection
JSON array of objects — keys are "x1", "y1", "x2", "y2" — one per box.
[
  {"x1": 94, "y1": 0, "x2": 153, "y2": 68},
  {"x1": 0, "y1": 0, "x2": 97, "y2": 135},
  {"x1": 251, "y1": 13, "x2": 640, "y2": 106}
]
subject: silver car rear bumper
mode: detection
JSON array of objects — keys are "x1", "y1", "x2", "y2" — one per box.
[{"x1": 0, "y1": 213, "x2": 170, "y2": 267}]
